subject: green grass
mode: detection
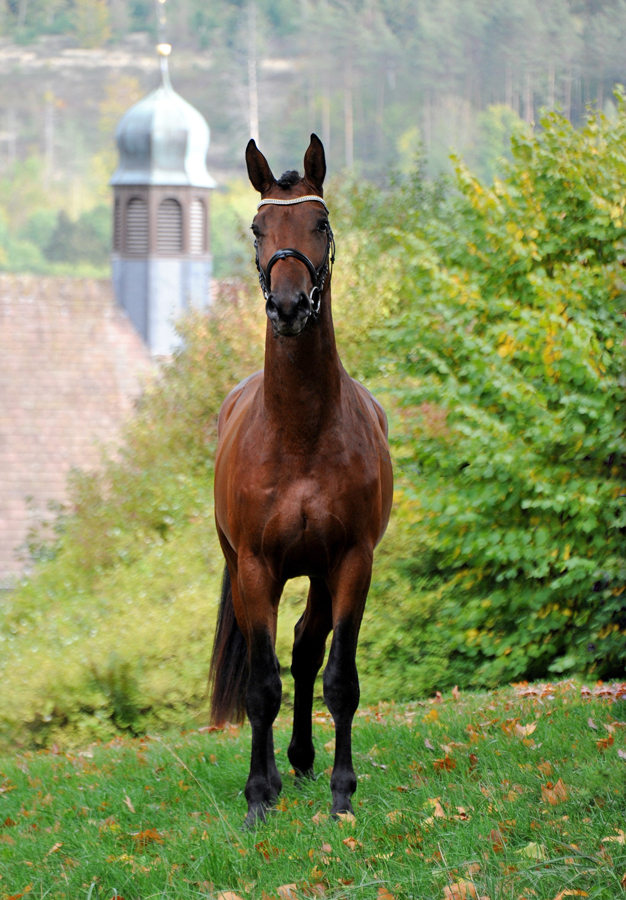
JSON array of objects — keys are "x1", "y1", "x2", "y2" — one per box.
[{"x1": 0, "y1": 682, "x2": 625, "y2": 900}]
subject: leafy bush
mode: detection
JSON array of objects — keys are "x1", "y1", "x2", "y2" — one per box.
[{"x1": 373, "y1": 102, "x2": 626, "y2": 688}]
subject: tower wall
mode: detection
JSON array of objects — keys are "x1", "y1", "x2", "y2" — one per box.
[{"x1": 112, "y1": 184, "x2": 213, "y2": 355}]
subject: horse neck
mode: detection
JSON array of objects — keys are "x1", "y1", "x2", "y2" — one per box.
[{"x1": 263, "y1": 287, "x2": 342, "y2": 442}]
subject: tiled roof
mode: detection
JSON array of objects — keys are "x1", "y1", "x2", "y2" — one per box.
[{"x1": 0, "y1": 275, "x2": 152, "y2": 586}]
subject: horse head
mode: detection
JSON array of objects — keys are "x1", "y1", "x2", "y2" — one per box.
[{"x1": 246, "y1": 134, "x2": 334, "y2": 337}]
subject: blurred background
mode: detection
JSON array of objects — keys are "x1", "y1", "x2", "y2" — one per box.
[{"x1": 1, "y1": 0, "x2": 626, "y2": 277}]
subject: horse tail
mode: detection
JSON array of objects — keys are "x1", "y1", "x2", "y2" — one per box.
[{"x1": 209, "y1": 566, "x2": 249, "y2": 726}]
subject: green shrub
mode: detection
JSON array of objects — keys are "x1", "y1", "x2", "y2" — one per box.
[{"x1": 374, "y1": 102, "x2": 626, "y2": 688}]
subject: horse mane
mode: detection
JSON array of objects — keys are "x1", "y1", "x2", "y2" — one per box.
[{"x1": 276, "y1": 170, "x2": 301, "y2": 190}]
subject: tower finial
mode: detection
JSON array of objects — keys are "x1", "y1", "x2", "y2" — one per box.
[{"x1": 155, "y1": 0, "x2": 171, "y2": 87}]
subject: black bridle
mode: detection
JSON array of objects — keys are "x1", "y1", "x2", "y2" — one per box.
[{"x1": 253, "y1": 197, "x2": 336, "y2": 316}]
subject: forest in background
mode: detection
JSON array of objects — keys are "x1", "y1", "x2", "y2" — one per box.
[{"x1": 2, "y1": 0, "x2": 626, "y2": 275}]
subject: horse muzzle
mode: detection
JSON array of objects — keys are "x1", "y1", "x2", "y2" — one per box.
[{"x1": 266, "y1": 291, "x2": 312, "y2": 336}]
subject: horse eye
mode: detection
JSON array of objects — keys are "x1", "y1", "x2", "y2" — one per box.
[
  {"x1": 251, "y1": 225, "x2": 260, "y2": 238},
  {"x1": 317, "y1": 221, "x2": 329, "y2": 233}
]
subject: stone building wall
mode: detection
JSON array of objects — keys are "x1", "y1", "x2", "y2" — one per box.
[{"x1": 0, "y1": 276, "x2": 152, "y2": 586}]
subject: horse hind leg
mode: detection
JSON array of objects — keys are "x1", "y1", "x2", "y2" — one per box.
[
  {"x1": 323, "y1": 550, "x2": 372, "y2": 817},
  {"x1": 288, "y1": 578, "x2": 333, "y2": 778},
  {"x1": 238, "y1": 562, "x2": 284, "y2": 828}
]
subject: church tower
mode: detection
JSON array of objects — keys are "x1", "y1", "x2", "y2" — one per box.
[{"x1": 110, "y1": 44, "x2": 216, "y2": 356}]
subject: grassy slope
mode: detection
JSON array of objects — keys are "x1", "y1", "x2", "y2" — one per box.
[{"x1": 0, "y1": 683, "x2": 625, "y2": 900}]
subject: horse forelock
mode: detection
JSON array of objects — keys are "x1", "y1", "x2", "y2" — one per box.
[{"x1": 276, "y1": 170, "x2": 302, "y2": 190}]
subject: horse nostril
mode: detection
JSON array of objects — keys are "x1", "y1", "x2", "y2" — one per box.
[{"x1": 297, "y1": 292, "x2": 310, "y2": 313}]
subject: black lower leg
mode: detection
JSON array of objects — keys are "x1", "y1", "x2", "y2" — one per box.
[
  {"x1": 322, "y1": 621, "x2": 360, "y2": 816},
  {"x1": 244, "y1": 630, "x2": 282, "y2": 827},
  {"x1": 288, "y1": 581, "x2": 331, "y2": 778}
]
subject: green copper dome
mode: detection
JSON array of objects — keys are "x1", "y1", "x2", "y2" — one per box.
[{"x1": 111, "y1": 69, "x2": 216, "y2": 189}]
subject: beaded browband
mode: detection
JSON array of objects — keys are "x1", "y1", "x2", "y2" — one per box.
[{"x1": 257, "y1": 195, "x2": 329, "y2": 212}]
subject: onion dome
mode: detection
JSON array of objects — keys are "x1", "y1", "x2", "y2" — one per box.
[{"x1": 111, "y1": 51, "x2": 216, "y2": 189}]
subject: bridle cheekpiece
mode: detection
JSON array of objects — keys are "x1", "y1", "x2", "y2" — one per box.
[{"x1": 254, "y1": 195, "x2": 335, "y2": 316}]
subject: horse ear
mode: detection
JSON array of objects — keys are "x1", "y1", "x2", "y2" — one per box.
[
  {"x1": 303, "y1": 133, "x2": 326, "y2": 195},
  {"x1": 246, "y1": 139, "x2": 276, "y2": 195}
]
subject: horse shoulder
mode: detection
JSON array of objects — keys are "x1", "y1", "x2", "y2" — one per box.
[{"x1": 217, "y1": 370, "x2": 264, "y2": 437}]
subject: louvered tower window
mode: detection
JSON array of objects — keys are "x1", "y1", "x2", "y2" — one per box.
[
  {"x1": 157, "y1": 198, "x2": 183, "y2": 254},
  {"x1": 189, "y1": 198, "x2": 205, "y2": 254},
  {"x1": 113, "y1": 198, "x2": 121, "y2": 251},
  {"x1": 125, "y1": 197, "x2": 148, "y2": 254}
]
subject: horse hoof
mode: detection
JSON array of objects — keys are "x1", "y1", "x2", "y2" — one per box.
[
  {"x1": 294, "y1": 767, "x2": 316, "y2": 782},
  {"x1": 330, "y1": 797, "x2": 355, "y2": 818},
  {"x1": 242, "y1": 804, "x2": 269, "y2": 830}
]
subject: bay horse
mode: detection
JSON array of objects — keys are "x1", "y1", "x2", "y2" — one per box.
[{"x1": 209, "y1": 134, "x2": 393, "y2": 827}]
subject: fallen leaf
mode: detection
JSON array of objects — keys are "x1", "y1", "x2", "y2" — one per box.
[
  {"x1": 254, "y1": 839, "x2": 279, "y2": 860},
  {"x1": 2, "y1": 817, "x2": 17, "y2": 827},
  {"x1": 424, "y1": 738, "x2": 436, "y2": 751},
  {"x1": 552, "y1": 892, "x2": 588, "y2": 899},
  {"x1": 490, "y1": 828, "x2": 506, "y2": 853},
  {"x1": 217, "y1": 894, "x2": 245, "y2": 900},
  {"x1": 342, "y1": 836, "x2": 362, "y2": 851},
  {"x1": 618, "y1": 749, "x2": 626, "y2": 761},
  {"x1": 123, "y1": 794, "x2": 135, "y2": 813},
  {"x1": 377, "y1": 888, "x2": 395, "y2": 900},
  {"x1": 537, "y1": 761, "x2": 552, "y2": 777},
  {"x1": 468, "y1": 753, "x2": 479, "y2": 770},
  {"x1": 452, "y1": 685, "x2": 461, "y2": 700},
  {"x1": 541, "y1": 778, "x2": 568, "y2": 806},
  {"x1": 45, "y1": 842, "x2": 63, "y2": 856},
  {"x1": 596, "y1": 735, "x2": 614, "y2": 751},
  {"x1": 515, "y1": 722, "x2": 537, "y2": 738},
  {"x1": 131, "y1": 829, "x2": 164, "y2": 847},
  {"x1": 336, "y1": 812, "x2": 355, "y2": 824},
  {"x1": 517, "y1": 842, "x2": 547, "y2": 860},
  {"x1": 587, "y1": 718, "x2": 598, "y2": 730},
  {"x1": 601, "y1": 830, "x2": 625, "y2": 845},
  {"x1": 434, "y1": 691, "x2": 443, "y2": 703},
  {"x1": 324, "y1": 739, "x2": 335, "y2": 752},
  {"x1": 311, "y1": 812, "x2": 328, "y2": 825},
  {"x1": 443, "y1": 880, "x2": 478, "y2": 899},
  {"x1": 4, "y1": 889, "x2": 33, "y2": 900},
  {"x1": 433, "y1": 755, "x2": 456, "y2": 771},
  {"x1": 277, "y1": 886, "x2": 299, "y2": 900}
]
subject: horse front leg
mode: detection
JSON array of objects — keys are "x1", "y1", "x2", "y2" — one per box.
[
  {"x1": 238, "y1": 558, "x2": 283, "y2": 828},
  {"x1": 323, "y1": 549, "x2": 372, "y2": 817},
  {"x1": 288, "y1": 578, "x2": 333, "y2": 778}
]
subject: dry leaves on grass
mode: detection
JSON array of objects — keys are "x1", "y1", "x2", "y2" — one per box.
[
  {"x1": 517, "y1": 842, "x2": 547, "y2": 860},
  {"x1": 217, "y1": 893, "x2": 245, "y2": 900},
  {"x1": 552, "y1": 891, "x2": 588, "y2": 899},
  {"x1": 515, "y1": 722, "x2": 537, "y2": 738},
  {"x1": 342, "y1": 836, "x2": 363, "y2": 851},
  {"x1": 434, "y1": 755, "x2": 457, "y2": 771},
  {"x1": 4, "y1": 888, "x2": 33, "y2": 900},
  {"x1": 277, "y1": 887, "x2": 299, "y2": 900},
  {"x1": 489, "y1": 828, "x2": 506, "y2": 853},
  {"x1": 123, "y1": 794, "x2": 135, "y2": 813},
  {"x1": 443, "y1": 880, "x2": 485, "y2": 899},
  {"x1": 311, "y1": 812, "x2": 328, "y2": 825},
  {"x1": 377, "y1": 887, "x2": 395, "y2": 900},
  {"x1": 131, "y1": 829, "x2": 164, "y2": 847},
  {"x1": 601, "y1": 829, "x2": 625, "y2": 845},
  {"x1": 596, "y1": 735, "x2": 614, "y2": 751},
  {"x1": 541, "y1": 778, "x2": 568, "y2": 806}
]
